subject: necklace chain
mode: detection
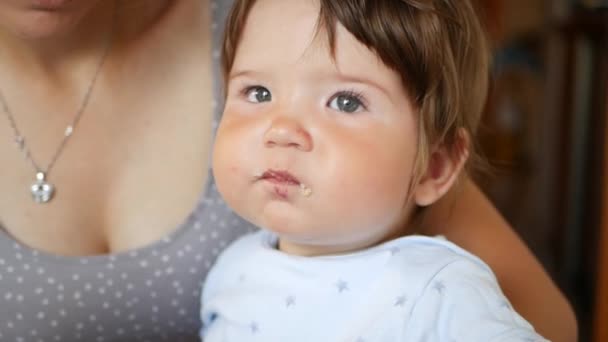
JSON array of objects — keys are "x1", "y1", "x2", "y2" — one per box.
[
  {"x1": 0, "y1": 42, "x2": 110, "y2": 174},
  {"x1": 0, "y1": 14, "x2": 115, "y2": 203}
]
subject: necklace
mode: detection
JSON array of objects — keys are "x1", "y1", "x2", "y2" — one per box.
[{"x1": 0, "y1": 22, "x2": 114, "y2": 204}]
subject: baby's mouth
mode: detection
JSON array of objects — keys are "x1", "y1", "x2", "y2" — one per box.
[
  {"x1": 259, "y1": 170, "x2": 301, "y2": 186},
  {"x1": 255, "y1": 169, "x2": 313, "y2": 197}
]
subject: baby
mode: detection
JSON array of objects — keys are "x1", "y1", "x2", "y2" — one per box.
[{"x1": 201, "y1": 0, "x2": 548, "y2": 341}]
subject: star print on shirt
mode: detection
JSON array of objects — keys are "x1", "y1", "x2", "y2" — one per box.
[
  {"x1": 394, "y1": 295, "x2": 407, "y2": 307},
  {"x1": 336, "y1": 280, "x2": 349, "y2": 293},
  {"x1": 433, "y1": 281, "x2": 445, "y2": 294},
  {"x1": 250, "y1": 321, "x2": 259, "y2": 334},
  {"x1": 238, "y1": 274, "x2": 246, "y2": 283},
  {"x1": 285, "y1": 295, "x2": 296, "y2": 308}
]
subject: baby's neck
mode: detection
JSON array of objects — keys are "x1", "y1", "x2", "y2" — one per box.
[{"x1": 277, "y1": 225, "x2": 415, "y2": 257}]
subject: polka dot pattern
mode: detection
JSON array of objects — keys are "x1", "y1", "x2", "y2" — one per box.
[
  {"x1": 0, "y1": 179, "x2": 253, "y2": 341},
  {"x1": 0, "y1": 0, "x2": 252, "y2": 341}
]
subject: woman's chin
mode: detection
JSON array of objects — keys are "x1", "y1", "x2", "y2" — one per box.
[
  {"x1": 2, "y1": 15, "x2": 75, "y2": 40},
  {"x1": 0, "y1": 2, "x2": 97, "y2": 41}
]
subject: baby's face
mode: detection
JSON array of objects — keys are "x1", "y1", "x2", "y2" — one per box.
[{"x1": 213, "y1": 0, "x2": 419, "y2": 255}]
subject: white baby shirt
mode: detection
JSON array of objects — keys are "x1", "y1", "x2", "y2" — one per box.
[{"x1": 201, "y1": 230, "x2": 548, "y2": 341}]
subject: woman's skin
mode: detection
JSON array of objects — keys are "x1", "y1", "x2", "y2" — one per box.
[
  {"x1": 0, "y1": 0, "x2": 576, "y2": 340},
  {"x1": 422, "y1": 178, "x2": 578, "y2": 342},
  {"x1": 0, "y1": 0, "x2": 214, "y2": 255}
]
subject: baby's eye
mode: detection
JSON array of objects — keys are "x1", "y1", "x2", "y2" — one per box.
[
  {"x1": 328, "y1": 92, "x2": 366, "y2": 113},
  {"x1": 244, "y1": 86, "x2": 272, "y2": 103}
]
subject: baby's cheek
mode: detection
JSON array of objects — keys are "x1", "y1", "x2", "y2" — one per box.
[
  {"x1": 213, "y1": 147, "x2": 247, "y2": 209},
  {"x1": 359, "y1": 192, "x2": 402, "y2": 228},
  {"x1": 322, "y1": 176, "x2": 395, "y2": 229}
]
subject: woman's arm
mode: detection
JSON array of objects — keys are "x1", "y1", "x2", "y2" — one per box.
[{"x1": 420, "y1": 177, "x2": 578, "y2": 342}]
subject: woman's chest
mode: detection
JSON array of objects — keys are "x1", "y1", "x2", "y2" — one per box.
[
  {"x1": 0, "y1": 208, "x2": 248, "y2": 342},
  {"x1": 0, "y1": 60, "x2": 215, "y2": 255}
]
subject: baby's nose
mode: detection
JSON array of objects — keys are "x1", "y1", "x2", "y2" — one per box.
[{"x1": 263, "y1": 116, "x2": 312, "y2": 151}]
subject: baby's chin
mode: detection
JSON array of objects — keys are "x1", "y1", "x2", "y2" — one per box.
[
  {"x1": 251, "y1": 201, "x2": 307, "y2": 231},
  {"x1": 251, "y1": 212, "x2": 328, "y2": 249},
  {"x1": 254, "y1": 215, "x2": 310, "y2": 240}
]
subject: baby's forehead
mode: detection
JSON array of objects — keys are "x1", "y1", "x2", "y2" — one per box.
[
  {"x1": 238, "y1": 5, "x2": 395, "y2": 72},
  {"x1": 236, "y1": 34, "x2": 402, "y2": 93}
]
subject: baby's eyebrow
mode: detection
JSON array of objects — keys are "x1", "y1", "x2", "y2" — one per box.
[
  {"x1": 228, "y1": 69, "x2": 265, "y2": 80},
  {"x1": 325, "y1": 73, "x2": 392, "y2": 99}
]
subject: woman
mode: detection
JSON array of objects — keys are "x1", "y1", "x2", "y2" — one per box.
[{"x1": 0, "y1": 0, "x2": 576, "y2": 341}]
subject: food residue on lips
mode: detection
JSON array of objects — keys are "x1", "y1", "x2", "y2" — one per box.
[{"x1": 300, "y1": 183, "x2": 312, "y2": 197}]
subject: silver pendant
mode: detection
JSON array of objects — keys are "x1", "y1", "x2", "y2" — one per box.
[{"x1": 31, "y1": 172, "x2": 55, "y2": 203}]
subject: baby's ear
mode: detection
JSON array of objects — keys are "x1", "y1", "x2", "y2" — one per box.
[{"x1": 414, "y1": 130, "x2": 470, "y2": 207}]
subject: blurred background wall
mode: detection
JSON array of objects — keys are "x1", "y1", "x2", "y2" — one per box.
[{"x1": 471, "y1": 0, "x2": 607, "y2": 341}]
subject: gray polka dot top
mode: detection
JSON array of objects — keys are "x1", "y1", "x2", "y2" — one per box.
[{"x1": 0, "y1": 1, "x2": 253, "y2": 341}]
